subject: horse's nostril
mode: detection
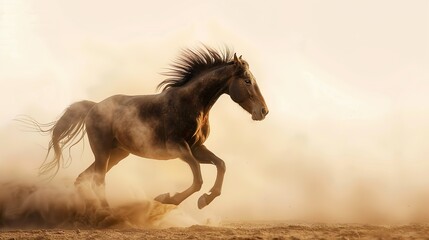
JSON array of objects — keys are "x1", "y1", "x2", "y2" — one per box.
[{"x1": 261, "y1": 107, "x2": 269, "y2": 115}]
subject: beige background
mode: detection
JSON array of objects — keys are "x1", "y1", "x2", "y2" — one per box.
[{"x1": 1, "y1": 0, "x2": 428, "y2": 223}]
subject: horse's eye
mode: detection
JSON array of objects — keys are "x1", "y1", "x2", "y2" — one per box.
[{"x1": 244, "y1": 79, "x2": 251, "y2": 85}]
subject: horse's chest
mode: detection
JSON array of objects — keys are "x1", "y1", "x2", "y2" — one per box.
[{"x1": 189, "y1": 113, "x2": 210, "y2": 146}]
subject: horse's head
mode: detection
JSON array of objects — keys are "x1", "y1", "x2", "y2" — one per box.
[{"x1": 228, "y1": 53, "x2": 269, "y2": 121}]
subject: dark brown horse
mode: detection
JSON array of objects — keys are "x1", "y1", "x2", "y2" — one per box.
[{"x1": 36, "y1": 46, "x2": 268, "y2": 209}]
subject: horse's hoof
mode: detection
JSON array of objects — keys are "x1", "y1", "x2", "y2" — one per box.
[
  {"x1": 198, "y1": 193, "x2": 209, "y2": 209},
  {"x1": 154, "y1": 193, "x2": 171, "y2": 204}
]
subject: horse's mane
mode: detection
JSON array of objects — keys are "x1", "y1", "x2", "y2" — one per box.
[{"x1": 157, "y1": 45, "x2": 234, "y2": 92}]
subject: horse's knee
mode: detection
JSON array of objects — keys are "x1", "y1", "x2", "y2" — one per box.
[
  {"x1": 75, "y1": 173, "x2": 90, "y2": 186},
  {"x1": 194, "y1": 179, "x2": 203, "y2": 192},
  {"x1": 217, "y1": 160, "x2": 226, "y2": 173}
]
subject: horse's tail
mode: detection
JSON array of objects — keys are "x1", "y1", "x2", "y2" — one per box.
[{"x1": 39, "y1": 100, "x2": 96, "y2": 178}]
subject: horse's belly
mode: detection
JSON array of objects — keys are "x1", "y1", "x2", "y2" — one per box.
[
  {"x1": 132, "y1": 148, "x2": 174, "y2": 160},
  {"x1": 116, "y1": 138, "x2": 175, "y2": 160},
  {"x1": 114, "y1": 124, "x2": 175, "y2": 160}
]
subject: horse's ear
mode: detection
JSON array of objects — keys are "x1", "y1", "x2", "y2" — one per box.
[
  {"x1": 234, "y1": 53, "x2": 243, "y2": 66},
  {"x1": 239, "y1": 55, "x2": 242, "y2": 60}
]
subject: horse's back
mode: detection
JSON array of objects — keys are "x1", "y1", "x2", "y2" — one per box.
[
  {"x1": 88, "y1": 94, "x2": 160, "y2": 117},
  {"x1": 85, "y1": 93, "x2": 172, "y2": 158}
]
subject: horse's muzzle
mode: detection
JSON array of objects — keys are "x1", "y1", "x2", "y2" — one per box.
[{"x1": 252, "y1": 107, "x2": 269, "y2": 121}]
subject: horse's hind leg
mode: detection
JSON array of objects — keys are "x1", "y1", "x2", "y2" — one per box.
[
  {"x1": 75, "y1": 163, "x2": 95, "y2": 185},
  {"x1": 106, "y1": 148, "x2": 129, "y2": 172},
  {"x1": 192, "y1": 145, "x2": 226, "y2": 209},
  {"x1": 91, "y1": 146, "x2": 115, "y2": 208},
  {"x1": 92, "y1": 147, "x2": 130, "y2": 208},
  {"x1": 75, "y1": 147, "x2": 129, "y2": 209},
  {"x1": 75, "y1": 148, "x2": 129, "y2": 183},
  {"x1": 79, "y1": 117, "x2": 116, "y2": 208}
]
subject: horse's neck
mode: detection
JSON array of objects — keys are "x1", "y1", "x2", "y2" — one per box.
[{"x1": 186, "y1": 64, "x2": 233, "y2": 112}]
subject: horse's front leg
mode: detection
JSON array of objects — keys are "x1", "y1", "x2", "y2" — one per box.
[
  {"x1": 154, "y1": 141, "x2": 203, "y2": 205},
  {"x1": 192, "y1": 145, "x2": 226, "y2": 209}
]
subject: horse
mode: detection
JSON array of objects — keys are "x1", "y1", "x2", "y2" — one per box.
[{"x1": 34, "y1": 46, "x2": 268, "y2": 209}]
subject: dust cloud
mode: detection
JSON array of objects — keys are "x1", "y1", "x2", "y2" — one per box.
[
  {"x1": 0, "y1": 178, "x2": 196, "y2": 229},
  {"x1": 1, "y1": 0, "x2": 429, "y2": 229}
]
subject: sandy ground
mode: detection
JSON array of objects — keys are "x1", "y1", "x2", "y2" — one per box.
[
  {"x1": 1, "y1": 181, "x2": 429, "y2": 239},
  {"x1": 1, "y1": 223, "x2": 429, "y2": 240}
]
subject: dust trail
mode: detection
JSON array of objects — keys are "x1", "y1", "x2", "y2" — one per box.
[{"x1": 0, "y1": 178, "x2": 194, "y2": 229}]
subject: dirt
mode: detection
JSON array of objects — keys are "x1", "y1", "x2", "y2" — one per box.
[
  {"x1": 1, "y1": 180, "x2": 429, "y2": 239},
  {"x1": 1, "y1": 223, "x2": 429, "y2": 240}
]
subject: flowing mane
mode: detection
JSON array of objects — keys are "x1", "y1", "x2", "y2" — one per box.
[{"x1": 157, "y1": 46, "x2": 234, "y2": 91}]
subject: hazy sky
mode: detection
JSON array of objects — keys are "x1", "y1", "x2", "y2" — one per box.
[{"x1": 1, "y1": 0, "x2": 429, "y2": 222}]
